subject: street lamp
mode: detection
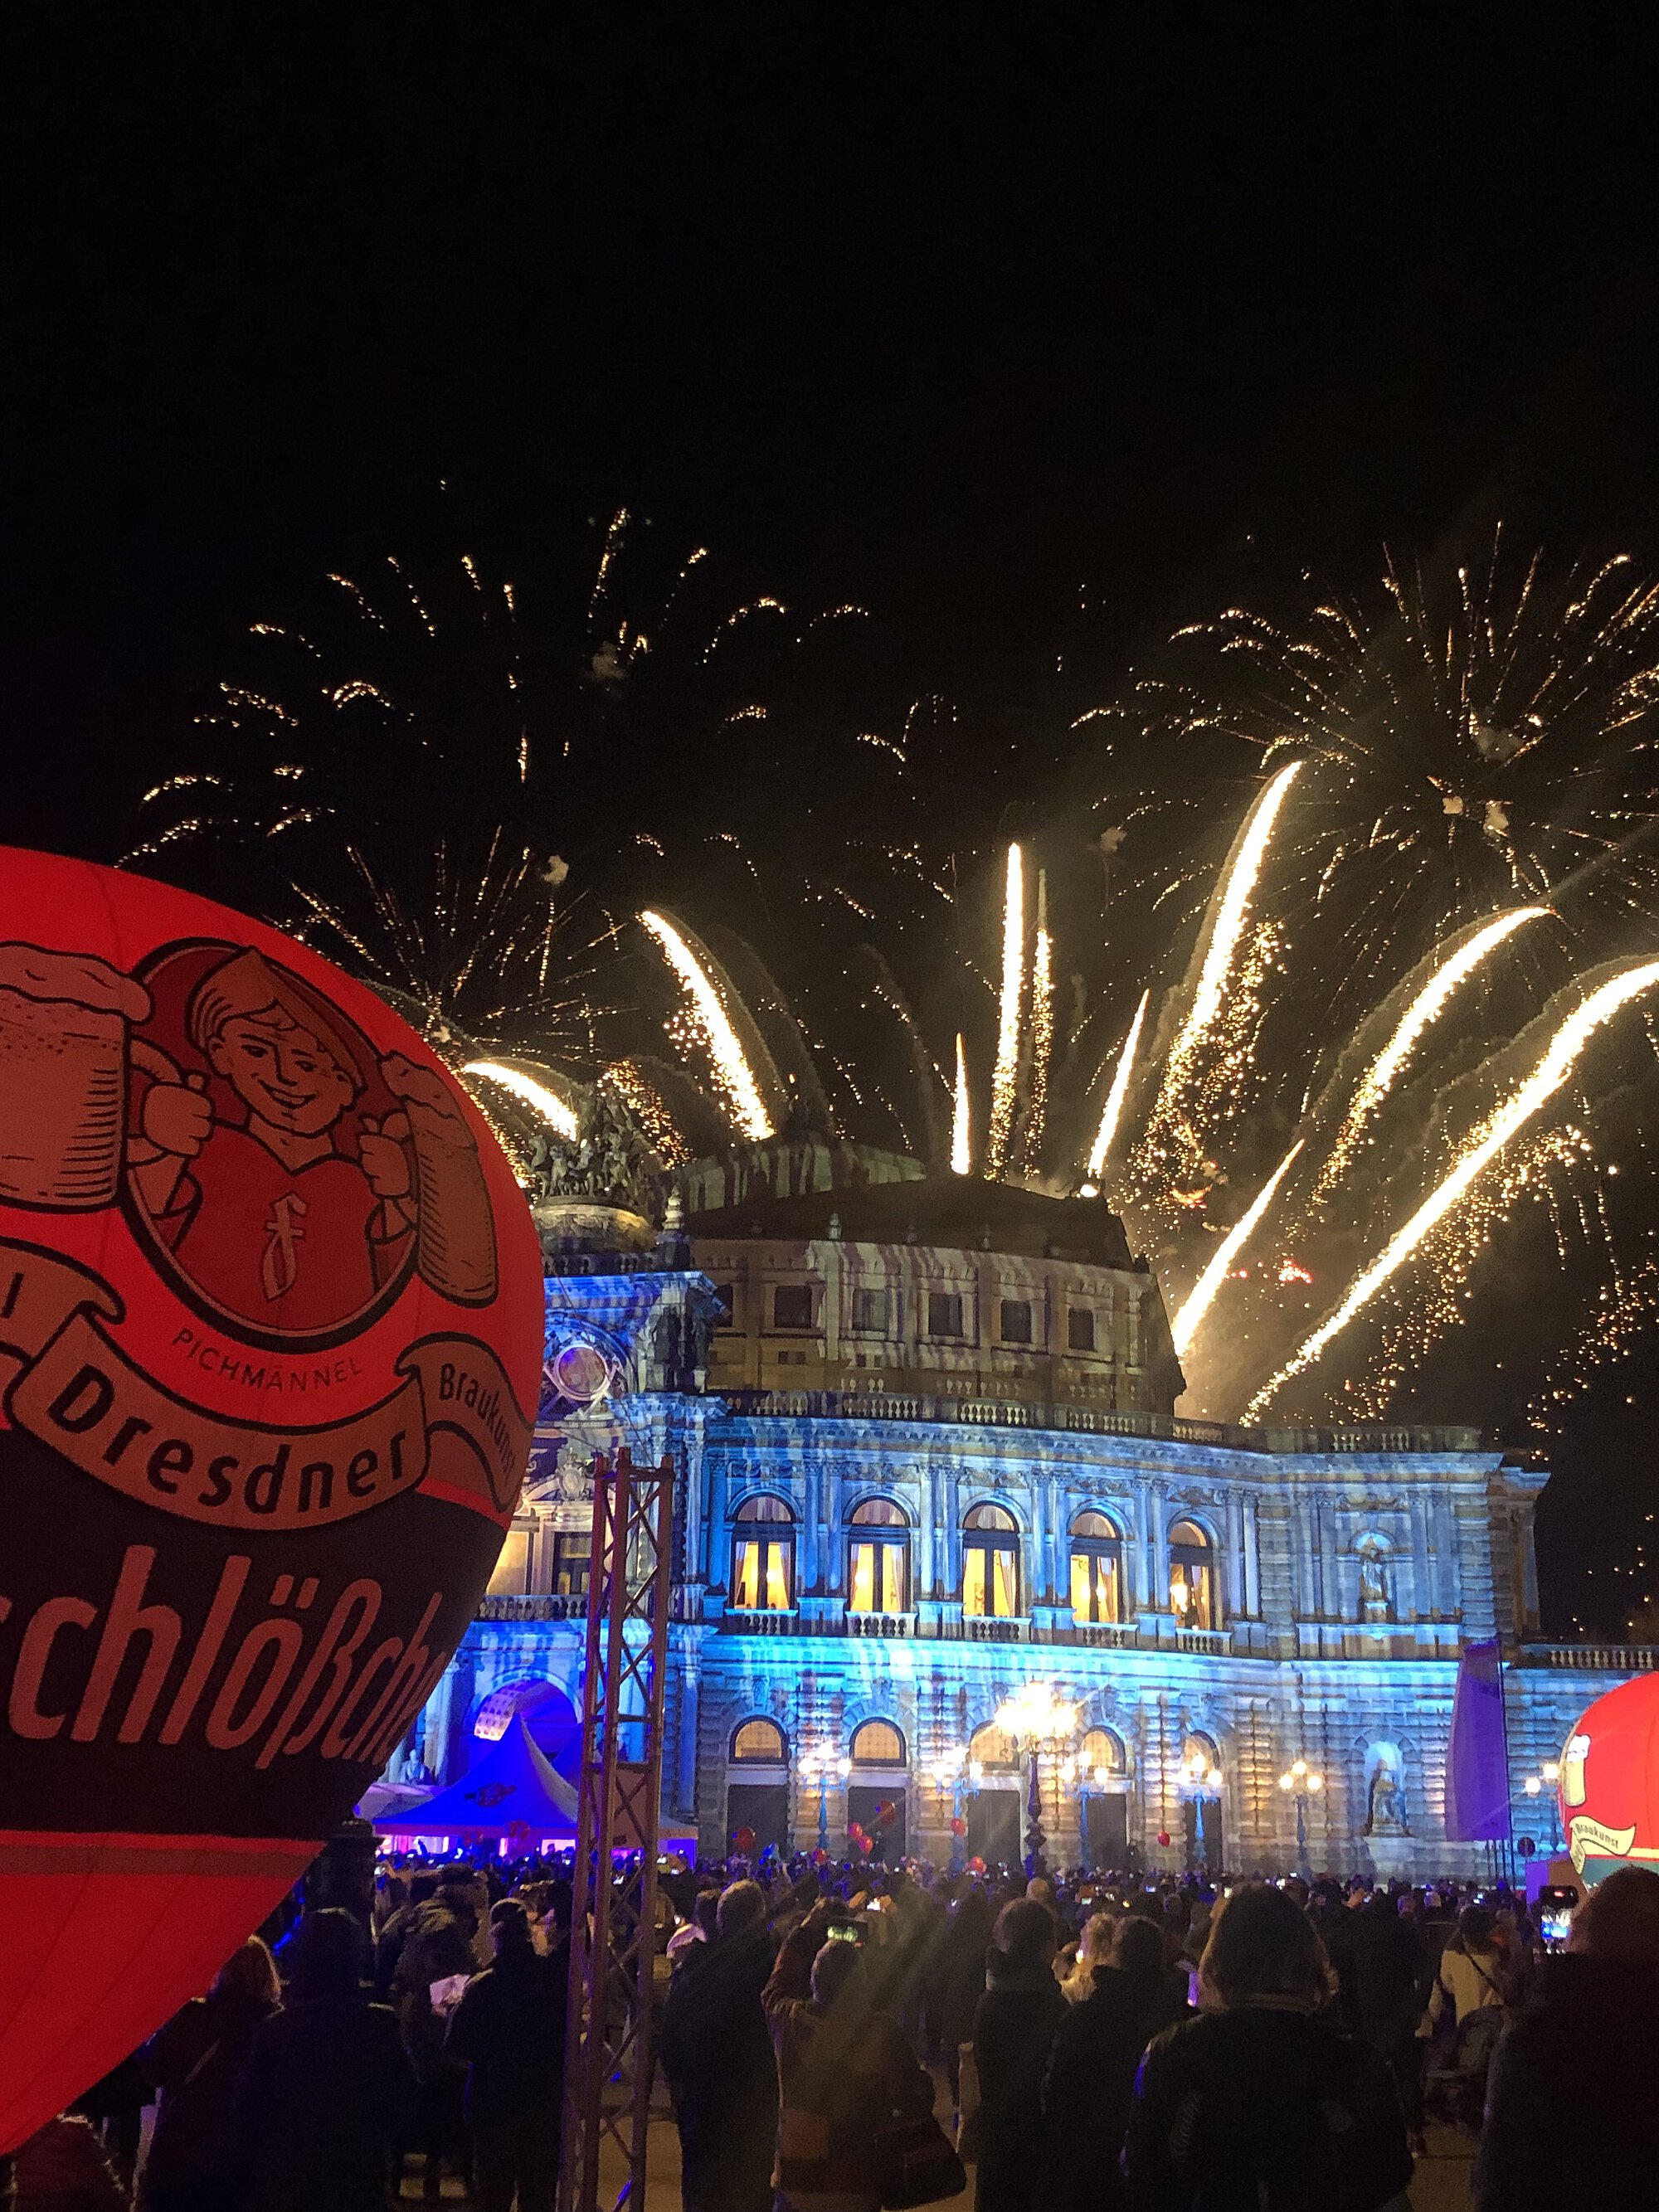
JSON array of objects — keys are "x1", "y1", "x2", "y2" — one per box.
[
  {"x1": 799, "y1": 1746, "x2": 850, "y2": 1855},
  {"x1": 1277, "y1": 1757, "x2": 1325, "y2": 1879},
  {"x1": 1520, "y1": 1759, "x2": 1563, "y2": 1855},
  {"x1": 993, "y1": 1683, "x2": 1079, "y2": 1879},
  {"x1": 932, "y1": 1746, "x2": 971, "y2": 1872}
]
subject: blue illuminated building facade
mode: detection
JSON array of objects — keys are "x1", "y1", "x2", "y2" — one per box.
[{"x1": 393, "y1": 1149, "x2": 1642, "y2": 1878}]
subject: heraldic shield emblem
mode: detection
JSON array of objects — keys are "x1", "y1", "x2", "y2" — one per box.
[{"x1": 0, "y1": 848, "x2": 545, "y2": 2151}]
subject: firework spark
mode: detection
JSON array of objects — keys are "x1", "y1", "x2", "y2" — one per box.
[
  {"x1": 1131, "y1": 761, "x2": 1301, "y2": 1198},
  {"x1": 1313, "y1": 907, "x2": 1550, "y2": 1198},
  {"x1": 1170, "y1": 1140, "x2": 1305, "y2": 1359},
  {"x1": 1086, "y1": 989, "x2": 1150, "y2": 1182},
  {"x1": 951, "y1": 1033, "x2": 972, "y2": 1174},
  {"x1": 462, "y1": 1060, "x2": 581, "y2": 1139},
  {"x1": 1245, "y1": 960, "x2": 1659, "y2": 1415},
  {"x1": 985, "y1": 843, "x2": 1025, "y2": 1179},
  {"x1": 640, "y1": 910, "x2": 774, "y2": 1141},
  {"x1": 1025, "y1": 870, "x2": 1053, "y2": 1169}
]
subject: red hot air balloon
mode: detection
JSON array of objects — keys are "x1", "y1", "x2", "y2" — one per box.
[
  {"x1": 0, "y1": 851, "x2": 544, "y2": 2151},
  {"x1": 1557, "y1": 1672, "x2": 1659, "y2": 1884}
]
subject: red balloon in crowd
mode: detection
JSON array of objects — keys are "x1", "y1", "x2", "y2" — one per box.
[
  {"x1": 1157, "y1": 1831, "x2": 1172, "y2": 1849},
  {"x1": 875, "y1": 1800, "x2": 897, "y2": 1830},
  {"x1": 732, "y1": 1826, "x2": 757, "y2": 1855},
  {"x1": 1556, "y1": 1672, "x2": 1659, "y2": 1884},
  {"x1": 846, "y1": 1821, "x2": 865, "y2": 1842},
  {"x1": 0, "y1": 850, "x2": 546, "y2": 2152},
  {"x1": 966, "y1": 1855, "x2": 986, "y2": 1874},
  {"x1": 951, "y1": 1816, "x2": 968, "y2": 1837}
]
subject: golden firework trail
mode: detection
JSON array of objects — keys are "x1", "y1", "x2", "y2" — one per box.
[
  {"x1": 951, "y1": 1033, "x2": 972, "y2": 1174},
  {"x1": 640, "y1": 910, "x2": 774, "y2": 1141},
  {"x1": 1087, "y1": 989, "x2": 1151, "y2": 1181},
  {"x1": 1162, "y1": 760, "x2": 1302, "y2": 1099},
  {"x1": 985, "y1": 843, "x2": 1025, "y2": 1179},
  {"x1": 1025, "y1": 868, "x2": 1053, "y2": 1169},
  {"x1": 463, "y1": 1060, "x2": 581, "y2": 1140},
  {"x1": 1313, "y1": 906, "x2": 1550, "y2": 1196},
  {"x1": 1244, "y1": 958, "x2": 1659, "y2": 1416},
  {"x1": 1170, "y1": 1140, "x2": 1304, "y2": 1359}
]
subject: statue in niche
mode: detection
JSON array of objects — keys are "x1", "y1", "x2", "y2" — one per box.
[
  {"x1": 1358, "y1": 1542, "x2": 1392, "y2": 1624},
  {"x1": 1364, "y1": 1754, "x2": 1409, "y2": 1835}
]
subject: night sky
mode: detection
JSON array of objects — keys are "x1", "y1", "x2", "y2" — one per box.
[{"x1": 7, "y1": 13, "x2": 1659, "y2": 1632}]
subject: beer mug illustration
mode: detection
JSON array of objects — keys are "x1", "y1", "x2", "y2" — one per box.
[
  {"x1": 0, "y1": 944, "x2": 152, "y2": 1208},
  {"x1": 382, "y1": 1053, "x2": 499, "y2": 1305},
  {"x1": 1560, "y1": 1731, "x2": 1591, "y2": 1808}
]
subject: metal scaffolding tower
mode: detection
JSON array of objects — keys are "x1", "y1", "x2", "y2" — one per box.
[{"x1": 559, "y1": 1446, "x2": 674, "y2": 2212}]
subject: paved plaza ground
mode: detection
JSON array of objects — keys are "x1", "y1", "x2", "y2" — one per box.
[{"x1": 392, "y1": 2083, "x2": 1478, "y2": 2209}]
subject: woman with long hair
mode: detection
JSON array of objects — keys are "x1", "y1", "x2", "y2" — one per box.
[{"x1": 1122, "y1": 1883, "x2": 1413, "y2": 2212}]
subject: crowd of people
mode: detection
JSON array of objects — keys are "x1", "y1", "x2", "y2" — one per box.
[{"x1": 7, "y1": 1845, "x2": 1659, "y2": 2210}]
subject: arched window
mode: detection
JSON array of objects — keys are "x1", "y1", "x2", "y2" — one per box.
[
  {"x1": 1078, "y1": 1725, "x2": 1126, "y2": 1782},
  {"x1": 963, "y1": 1502, "x2": 1020, "y2": 1619},
  {"x1": 732, "y1": 1716, "x2": 788, "y2": 1763},
  {"x1": 969, "y1": 1720, "x2": 1019, "y2": 1772},
  {"x1": 1069, "y1": 1510, "x2": 1124, "y2": 1624},
  {"x1": 1169, "y1": 1519, "x2": 1218, "y2": 1631},
  {"x1": 1180, "y1": 1730, "x2": 1221, "y2": 1789},
  {"x1": 732, "y1": 1494, "x2": 795, "y2": 1612},
  {"x1": 849, "y1": 1497, "x2": 910, "y2": 1614},
  {"x1": 850, "y1": 1719, "x2": 906, "y2": 1767}
]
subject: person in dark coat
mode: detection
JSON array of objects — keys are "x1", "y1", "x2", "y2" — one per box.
[
  {"x1": 389, "y1": 1877, "x2": 476, "y2": 2196},
  {"x1": 445, "y1": 1900, "x2": 567, "y2": 2212},
  {"x1": 1345, "y1": 1891, "x2": 1428, "y2": 2146},
  {"x1": 937, "y1": 1886, "x2": 994, "y2": 2100},
  {"x1": 971, "y1": 1897, "x2": 1067, "y2": 2212},
  {"x1": 233, "y1": 1908, "x2": 413, "y2": 2212},
  {"x1": 1123, "y1": 1884, "x2": 1413, "y2": 2212},
  {"x1": 139, "y1": 1939, "x2": 281, "y2": 2212},
  {"x1": 1474, "y1": 1865, "x2": 1659, "y2": 2212},
  {"x1": 657, "y1": 1878, "x2": 779, "y2": 2212},
  {"x1": 1043, "y1": 1916, "x2": 1191, "y2": 2211}
]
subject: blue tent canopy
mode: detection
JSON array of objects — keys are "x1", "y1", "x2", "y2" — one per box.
[{"x1": 372, "y1": 1715, "x2": 580, "y2": 1841}]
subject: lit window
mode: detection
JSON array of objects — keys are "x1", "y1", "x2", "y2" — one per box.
[
  {"x1": 732, "y1": 1717, "x2": 788, "y2": 1762},
  {"x1": 1078, "y1": 1726, "x2": 1126, "y2": 1781},
  {"x1": 732, "y1": 1494, "x2": 795, "y2": 1612},
  {"x1": 970, "y1": 1720, "x2": 1018, "y2": 1770},
  {"x1": 849, "y1": 1497, "x2": 909, "y2": 1612},
  {"x1": 1069, "y1": 1510, "x2": 1123, "y2": 1623},
  {"x1": 550, "y1": 1532, "x2": 591, "y2": 1599},
  {"x1": 1000, "y1": 1298, "x2": 1033, "y2": 1344},
  {"x1": 773, "y1": 1284, "x2": 814, "y2": 1330},
  {"x1": 963, "y1": 1501, "x2": 1020, "y2": 1617},
  {"x1": 1169, "y1": 1519, "x2": 1217, "y2": 1631},
  {"x1": 1068, "y1": 1307, "x2": 1097, "y2": 1353},
  {"x1": 850, "y1": 1719, "x2": 906, "y2": 1766},
  {"x1": 852, "y1": 1286, "x2": 890, "y2": 1333}
]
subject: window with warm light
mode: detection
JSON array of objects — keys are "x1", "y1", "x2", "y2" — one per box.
[
  {"x1": 1069, "y1": 1510, "x2": 1124, "y2": 1623},
  {"x1": 1181, "y1": 1731, "x2": 1222, "y2": 1789},
  {"x1": 848, "y1": 1496, "x2": 909, "y2": 1612},
  {"x1": 549, "y1": 1531, "x2": 591, "y2": 1599},
  {"x1": 732, "y1": 1494, "x2": 795, "y2": 1611},
  {"x1": 732, "y1": 1717, "x2": 788, "y2": 1762},
  {"x1": 1168, "y1": 1519, "x2": 1217, "y2": 1630},
  {"x1": 850, "y1": 1719, "x2": 906, "y2": 1767},
  {"x1": 1078, "y1": 1725, "x2": 1126, "y2": 1781},
  {"x1": 963, "y1": 1501, "x2": 1020, "y2": 1617},
  {"x1": 969, "y1": 1720, "x2": 1019, "y2": 1771}
]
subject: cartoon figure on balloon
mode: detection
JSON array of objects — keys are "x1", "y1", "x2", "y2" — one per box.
[{"x1": 1, "y1": 936, "x2": 498, "y2": 1340}]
